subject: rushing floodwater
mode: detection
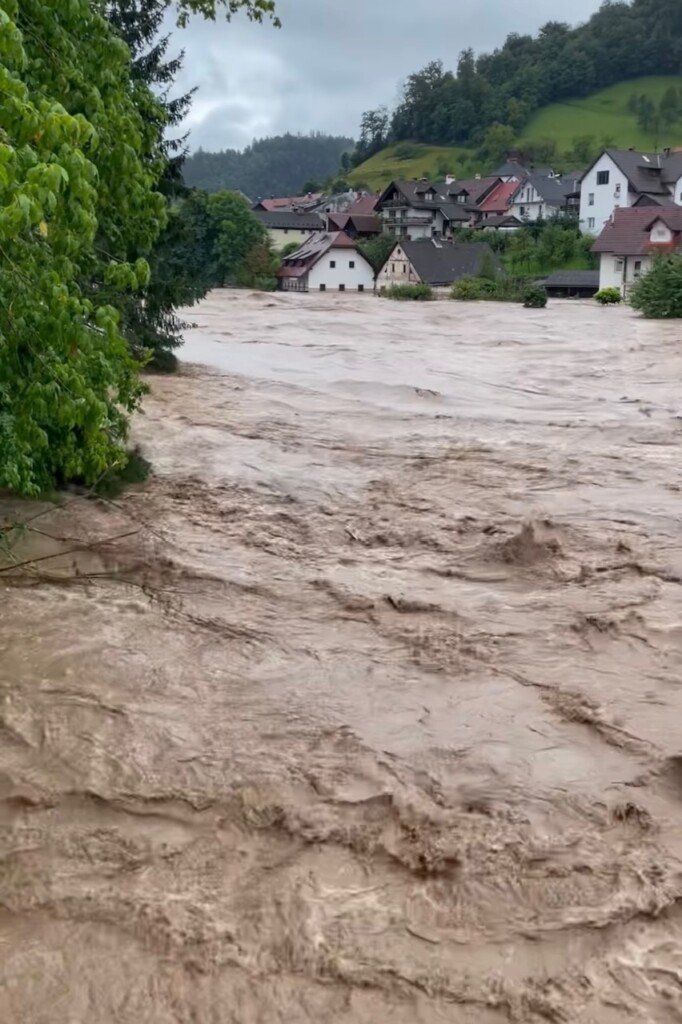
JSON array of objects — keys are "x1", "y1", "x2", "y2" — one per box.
[{"x1": 2, "y1": 291, "x2": 682, "y2": 1022}]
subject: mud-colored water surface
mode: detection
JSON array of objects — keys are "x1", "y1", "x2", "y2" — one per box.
[{"x1": 2, "y1": 291, "x2": 682, "y2": 1022}]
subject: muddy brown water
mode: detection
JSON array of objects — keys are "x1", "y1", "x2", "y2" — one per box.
[{"x1": 2, "y1": 290, "x2": 682, "y2": 1022}]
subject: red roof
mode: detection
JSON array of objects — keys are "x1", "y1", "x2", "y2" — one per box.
[
  {"x1": 348, "y1": 193, "x2": 380, "y2": 214},
  {"x1": 593, "y1": 206, "x2": 682, "y2": 255},
  {"x1": 477, "y1": 179, "x2": 521, "y2": 213}
]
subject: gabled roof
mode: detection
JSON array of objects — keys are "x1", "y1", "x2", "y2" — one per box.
[
  {"x1": 327, "y1": 212, "x2": 382, "y2": 233},
  {"x1": 377, "y1": 178, "x2": 499, "y2": 212},
  {"x1": 278, "y1": 231, "x2": 367, "y2": 278},
  {"x1": 488, "y1": 159, "x2": 530, "y2": 178},
  {"x1": 388, "y1": 239, "x2": 501, "y2": 286},
  {"x1": 478, "y1": 214, "x2": 523, "y2": 228},
  {"x1": 255, "y1": 210, "x2": 325, "y2": 230},
  {"x1": 510, "y1": 173, "x2": 575, "y2": 206},
  {"x1": 348, "y1": 193, "x2": 380, "y2": 215},
  {"x1": 596, "y1": 150, "x2": 670, "y2": 195},
  {"x1": 592, "y1": 206, "x2": 682, "y2": 255},
  {"x1": 478, "y1": 179, "x2": 520, "y2": 213}
]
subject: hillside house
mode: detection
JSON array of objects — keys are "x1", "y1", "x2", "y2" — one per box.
[
  {"x1": 509, "y1": 173, "x2": 580, "y2": 222},
  {"x1": 254, "y1": 209, "x2": 325, "y2": 251},
  {"x1": 278, "y1": 232, "x2": 375, "y2": 293},
  {"x1": 377, "y1": 239, "x2": 501, "y2": 289},
  {"x1": 579, "y1": 148, "x2": 682, "y2": 234},
  {"x1": 592, "y1": 206, "x2": 682, "y2": 295},
  {"x1": 375, "y1": 178, "x2": 499, "y2": 241}
]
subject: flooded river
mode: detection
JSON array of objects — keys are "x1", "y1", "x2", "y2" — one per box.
[{"x1": 2, "y1": 291, "x2": 682, "y2": 1022}]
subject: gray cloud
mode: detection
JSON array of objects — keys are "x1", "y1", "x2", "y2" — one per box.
[{"x1": 172, "y1": 0, "x2": 601, "y2": 152}]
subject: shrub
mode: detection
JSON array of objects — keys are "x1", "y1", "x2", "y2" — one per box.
[
  {"x1": 522, "y1": 284, "x2": 548, "y2": 308},
  {"x1": 594, "y1": 287, "x2": 622, "y2": 305},
  {"x1": 451, "y1": 276, "x2": 485, "y2": 300},
  {"x1": 630, "y1": 255, "x2": 682, "y2": 318},
  {"x1": 382, "y1": 283, "x2": 434, "y2": 301}
]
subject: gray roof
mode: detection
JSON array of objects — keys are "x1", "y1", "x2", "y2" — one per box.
[
  {"x1": 479, "y1": 214, "x2": 523, "y2": 228},
  {"x1": 603, "y1": 149, "x2": 671, "y2": 195},
  {"x1": 516, "y1": 173, "x2": 576, "y2": 205},
  {"x1": 395, "y1": 239, "x2": 501, "y2": 286},
  {"x1": 255, "y1": 210, "x2": 325, "y2": 230},
  {"x1": 489, "y1": 159, "x2": 530, "y2": 178},
  {"x1": 378, "y1": 178, "x2": 498, "y2": 212},
  {"x1": 542, "y1": 270, "x2": 599, "y2": 288}
]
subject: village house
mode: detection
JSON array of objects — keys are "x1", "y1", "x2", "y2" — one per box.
[
  {"x1": 375, "y1": 178, "x2": 499, "y2": 241},
  {"x1": 509, "y1": 172, "x2": 580, "y2": 222},
  {"x1": 254, "y1": 209, "x2": 325, "y2": 251},
  {"x1": 579, "y1": 148, "x2": 682, "y2": 235},
  {"x1": 473, "y1": 179, "x2": 521, "y2": 225},
  {"x1": 592, "y1": 206, "x2": 682, "y2": 295},
  {"x1": 326, "y1": 211, "x2": 382, "y2": 239},
  {"x1": 377, "y1": 238, "x2": 501, "y2": 289},
  {"x1": 277, "y1": 231, "x2": 375, "y2": 293}
]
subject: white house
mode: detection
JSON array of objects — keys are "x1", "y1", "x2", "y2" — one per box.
[
  {"x1": 579, "y1": 148, "x2": 682, "y2": 235},
  {"x1": 277, "y1": 231, "x2": 375, "y2": 293},
  {"x1": 592, "y1": 206, "x2": 682, "y2": 295},
  {"x1": 509, "y1": 173, "x2": 579, "y2": 222},
  {"x1": 375, "y1": 178, "x2": 499, "y2": 241}
]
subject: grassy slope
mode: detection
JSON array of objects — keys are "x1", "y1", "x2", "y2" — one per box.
[
  {"x1": 521, "y1": 76, "x2": 682, "y2": 152},
  {"x1": 350, "y1": 76, "x2": 682, "y2": 190}
]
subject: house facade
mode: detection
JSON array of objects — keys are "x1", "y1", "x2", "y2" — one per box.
[
  {"x1": 278, "y1": 232, "x2": 375, "y2": 293},
  {"x1": 579, "y1": 149, "x2": 682, "y2": 235},
  {"x1": 375, "y1": 178, "x2": 499, "y2": 241},
  {"x1": 508, "y1": 173, "x2": 579, "y2": 223},
  {"x1": 592, "y1": 206, "x2": 682, "y2": 295},
  {"x1": 377, "y1": 239, "x2": 501, "y2": 289},
  {"x1": 254, "y1": 209, "x2": 325, "y2": 251}
]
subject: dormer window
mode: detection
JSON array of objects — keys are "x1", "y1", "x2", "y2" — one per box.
[
  {"x1": 457, "y1": 194, "x2": 466, "y2": 204},
  {"x1": 425, "y1": 190, "x2": 436, "y2": 201}
]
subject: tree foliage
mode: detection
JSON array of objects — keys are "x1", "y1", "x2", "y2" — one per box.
[
  {"x1": 630, "y1": 254, "x2": 682, "y2": 317},
  {"x1": 351, "y1": 0, "x2": 682, "y2": 155},
  {"x1": 183, "y1": 133, "x2": 355, "y2": 198},
  {"x1": 1, "y1": 0, "x2": 277, "y2": 495},
  {"x1": 357, "y1": 233, "x2": 396, "y2": 273}
]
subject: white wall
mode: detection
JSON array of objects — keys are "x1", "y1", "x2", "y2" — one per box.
[
  {"x1": 510, "y1": 181, "x2": 544, "y2": 222},
  {"x1": 598, "y1": 253, "x2": 653, "y2": 295},
  {"x1": 308, "y1": 249, "x2": 375, "y2": 292},
  {"x1": 376, "y1": 245, "x2": 420, "y2": 287},
  {"x1": 674, "y1": 175, "x2": 682, "y2": 205},
  {"x1": 580, "y1": 154, "x2": 630, "y2": 235}
]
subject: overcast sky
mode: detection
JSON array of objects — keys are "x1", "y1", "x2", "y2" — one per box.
[{"x1": 172, "y1": 0, "x2": 602, "y2": 153}]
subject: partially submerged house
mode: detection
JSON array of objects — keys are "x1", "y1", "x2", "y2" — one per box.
[
  {"x1": 377, "y1": 239, "x2": 501, "y2": 289},
  {"x1": 277, "y1": 232, "x2": 375, "y2": 293},
  {"x1": 592, "y1": 206, "x2": 682, "y2": 295}
]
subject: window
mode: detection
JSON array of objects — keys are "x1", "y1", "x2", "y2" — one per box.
[
  {"x1": 349, "y1": 260, "x2": 355, "y2": 268},
  {"x1": 634, "y1": 260, "x2": 642, "y2": 278},
  {"x1": 597, "y1": 170, "x2": 610, "y2": 185},
  {"x1": 615, "y1": 183, "x2": 621, "y2": 195},
  {"x1": 588, "y1": 217, "x2": 595, "y2": 230},
  {"x1": 402, "y1": 264, "x2": 406, "y2": 273},
  {"x1": 615, "y1": 258, "x2": 624, "y2": 272},
  {"x1": 391, "y1": 263, "x2": 395, "y2": 273},
  {"x1": 358, "y1": 284, "x2": 365, "y2": 292},
  {"x1": 338, "y1": 284, "x2": 345, "y2": 291},
  {"x1": 519, "y1": 206, "x2": 526, "y2": 217},
  {"x1": 457, "y1": 194, "x2": 466, "y2": 204},
  {"x1": 319, "y1": 284, "x2": 326, "y2": 291},
  {"x1": 284, "y1": 228, "x2": 289, "y2": 234},
  {"x1": 330, "y1": 260, "x2": 336, "y2": 268},
  {"x1": 588, "y1": 193, "x2": 595, "y2": 206}
]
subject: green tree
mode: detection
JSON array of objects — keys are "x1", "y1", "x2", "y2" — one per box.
[
  {"x1": 507, "y1": 229, "x2": 537, "y2": 272},
  {"x1": 357, "y1": 234, "x2": 396, "y2": 272},
  {"x1": 630, "y1": 254, "x2": 682, "y2": 318},
  {"x1": 207, "y1": 191, "x2": 270, "y2": 285},
  {"x1": 660, "y1": 85, "x2": 680, "y2": 126},
  {"x1": 477, "y1": 123, "x2": 516, "y2": 167}
]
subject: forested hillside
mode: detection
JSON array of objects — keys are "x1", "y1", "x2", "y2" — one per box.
[
  {"x1": 352, "y1": 0, "x2": 682, "y2": 165},
  {"x1": 184, "y1": 133, "x2": 354, "y2": 198}
]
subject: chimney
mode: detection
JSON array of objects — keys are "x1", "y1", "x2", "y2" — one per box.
[
  {"x1": 445, "y1": 174, "x2": 456, "y2": 186},
  {"x1": 475, "y1": 173, "x2": 481, "y2": 180},
  {"x1": 664, "y1": 147, "x2": 671, "y2": 158}
]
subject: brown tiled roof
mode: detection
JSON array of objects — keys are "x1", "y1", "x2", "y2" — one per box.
[
  {"x1": 478, "y1": 179, "x2": 519, "y2": 213},
  {"x1": 592, "y1": 207, "x2": 682, "y2": 255},
  {"x1": 327, "y1": 212, "x2": 381, "y2": 233},
  {"x1": 258, "y1": 193, "x2": 323, "y2": 211},
  {"x1": 348, "y1": 194, "x2": 380, "y2": 214},
  {"x1": 255, "y1": 210, "x2": 325, "y2": 230}
]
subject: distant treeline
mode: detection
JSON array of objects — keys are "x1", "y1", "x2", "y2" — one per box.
[
  {"x1": 352, "y1": 0, "x2": 682, "y2": 163},
  {"x1": 183, "y1": 132, "x2": 354, "y2": 198}
]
